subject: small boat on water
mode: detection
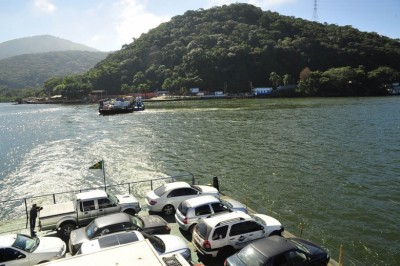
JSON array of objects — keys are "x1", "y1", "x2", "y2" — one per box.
[
  {"x1": 133, "y1": 97, "x2": 145, "y2": 111},
  {"x1": 99, "y1": 96, "x2": 134, "y2": 115}
]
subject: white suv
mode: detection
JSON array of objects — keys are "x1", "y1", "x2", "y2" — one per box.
[
  {"x1": 192, "y1": 211, "x2": 283, "y2": 258},
  {"x1": 175, "y1": 195, "x2": 248, "y2": 232}
]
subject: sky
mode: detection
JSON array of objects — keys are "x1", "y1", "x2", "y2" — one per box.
[{"x1": 0, "y1": 0, "x2": 399, "y2": 52}]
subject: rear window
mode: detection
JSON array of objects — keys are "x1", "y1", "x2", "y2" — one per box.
[
  {"x1": 178, "y1": 202, "x2": 190, "y2": 215},
  {"x1": 237, "y1": 244, "x2": 268, "y2": 266},
  {"x1": 154, "y1": 185, "x2": 167, "y2": 196},
  {"x1": 195, "y1": 221, "x2": 211, "y2": 239}
]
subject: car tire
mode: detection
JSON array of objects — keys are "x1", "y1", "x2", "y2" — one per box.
[
  {"x1": 162, "y1": 204, "x2": 175, "y2": 215},
  {"x1": 59, "y1": 223, "x2": 75, "y2": 238}
]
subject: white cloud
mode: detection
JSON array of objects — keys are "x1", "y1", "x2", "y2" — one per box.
[
  {"x1": 112, "y1": 0, "x2": 170, "y2": 47},
  {"x1": 34, "y1": 0, "x2": 57, "y2": 13}
]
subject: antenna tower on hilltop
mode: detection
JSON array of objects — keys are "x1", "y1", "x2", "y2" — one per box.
[{"x1": 312, "y1": 0, "x2": 319, "y2": 22}]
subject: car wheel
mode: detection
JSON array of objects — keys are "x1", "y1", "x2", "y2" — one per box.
[
  {"x1": 162, "y1": 204, "x2": 175, "y2": 215},
  {"x1": 59, "y1": 223, "x2": 75, "y2": 238}
]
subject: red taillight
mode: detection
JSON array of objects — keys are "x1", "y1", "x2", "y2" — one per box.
[
  {"x1": 203, "y1": 240, "x2": 211, "y2": 249},
  {"x1": 149, "y1": 200, "x2": 157, "y2": 205},
  {"x1": 183, "y1": 217, "x2": 188, "y2": 224}
]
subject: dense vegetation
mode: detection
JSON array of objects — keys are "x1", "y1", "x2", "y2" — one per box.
[
  {"x1": 24, "y1": 4, "x2": 400, "y2": 98},
  {"x1": 0, "y1": 35, "x2": 98, "y2": 60},
  {"x1": 0, "y1": 51, "x2": 108, "y2": 89}
]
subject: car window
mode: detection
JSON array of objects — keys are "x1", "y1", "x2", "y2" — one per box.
[
  {"x1": 211, "y1": 203, "x2": 228, "y2": 213},
  {"x1": 237, "y1": 245, "x2": 268, "y2": 266},
  {"x1": 178, "y1": 202, "x2": 189, "y2": 215},
  {"x1": 212, "y1": 225, "x2": 228, "y2": 240},
  {"x1": 246, "y1": 221, "x2": 264, "y2": 232},
  {"x1": 98, "y1": 198, "x2": 116, "y2": 208},
  {"x1": 168, "y1": 188, "x2": 197, "y2": 197},
  {"x1": 229, "y1": 222, "x2": 247, "y2": 236},
  {"x1": 195, "y1": 205, "x2": 212, "y2": 216},
  {"x1": 154, "y1": 185, "x2": 167, "y2": 196},
  {"x1": 0, "y1": 247, "x2": 26, "y2": 262},
  {"x1": 81, "y1": 200, "x2": 96, "y2": 211},
  {"x1": 286, "y1": 250, "x2": 308, "y2": 264}
]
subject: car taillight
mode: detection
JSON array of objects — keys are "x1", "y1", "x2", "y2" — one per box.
[
  {"x1": 149, "y1": 200, "x2": 157, "y2": 205},
  {"x1": 203, "y1": 240, "x2": 211, "y2": 250},
  {"x1": 183, "y1": 217, "x2": 188, "y2": 224}
]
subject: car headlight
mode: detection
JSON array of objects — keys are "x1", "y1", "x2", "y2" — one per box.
[{"x1": 56, "y1": 244, "x2": 66, "y2": 258}]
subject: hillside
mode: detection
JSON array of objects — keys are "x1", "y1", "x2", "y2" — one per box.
[
  {"x1": 0, "y1": 35, "x2": 99, "y2": 60},
  {"x1": 0, "y1": 51, "x2": 108, "y2": 89},
  {"x1": 46, "y1": 4, "x2": 400, "y2": 97}
]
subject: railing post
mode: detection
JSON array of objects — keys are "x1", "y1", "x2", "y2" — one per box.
[
  {"x1": 24, "y1": 198, "x2": 28, "y2": 229},
  {"x1": 151, "y1": 180, "x2": 153, "y2": 191},
  {"x1": 53, "y1": 194, "x2": 56, "y2": 204},
  {"x1": 338, "y1": 244, "x2": 343, "y2": 266},
  {"x1": 128, "y1": 184, "x2": 131, "y2": 194}
]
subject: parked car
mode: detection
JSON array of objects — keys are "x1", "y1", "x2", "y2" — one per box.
[
  {"x1": 192, "y1": 211, "x2": 283, "y2": 258},
  {"x1": 0, "y1": 233, "x2": 66, "y2": 265},
  {"x1": 175, "y1": 195, "x2": 247, "y2": 233},
  {"x1": 69, "y1": 212, "x2": 170, "y2": 255},
  {"x1": 143, "y1": 232, "x2": 191, "y2": 261},
  {"x1": 39, "y1": 189, "x2": 141, "y2": 238},
  {"x1": 146, "y1": 181, "x2": 219, "y2": 215},
  {"x1": 224, "y1": 235, "x2": 330, "y2": 266},
  {"x1": 77, "y1": 231, "x2": 145, "y2": 255}
]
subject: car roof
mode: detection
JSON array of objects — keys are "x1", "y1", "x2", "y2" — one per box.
[
  {"x1": 0, "y1": 234, "x2": 17, "y2": 248},
  {"x1": 77, "y1": 190, "x2": 107, "y2": 200},
  {"x1": 82, "y1": 231, "x2": 145, "y2": 252},
  {"x1": 200, "y1": 211, "x2": 251, "y2": 227},
  {"x1": 93, "y1": 213, "x2": 131, "y2": 228},
  {"x1": 162, "y1": 182, "x2": 191, "y2": 191},
  {"x1": 183, "y1": 195, "x2": 219, "y2": 207},
  {"x1": 247, "y1": 236, "x2": 295, "y2": 258}
]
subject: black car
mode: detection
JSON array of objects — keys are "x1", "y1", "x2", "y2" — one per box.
[
  {"x1": 69, "y1": 212, "x2": 170, "y2": 255},
  {"x1": 225, "y1": 235, "x2": 330, "y2": 266}
]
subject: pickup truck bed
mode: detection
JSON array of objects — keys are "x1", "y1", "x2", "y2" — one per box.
[{"x1": 40, "y1": 201, "x2": 75, "y2": 218}]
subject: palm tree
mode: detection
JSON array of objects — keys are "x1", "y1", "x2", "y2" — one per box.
[{"x1": 269, "y1": 72, "x2": 281, "y2": 89}]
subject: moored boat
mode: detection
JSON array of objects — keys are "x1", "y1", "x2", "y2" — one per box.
[{"x1": 99, "y1": 96, "x2": 134, "y2": 115}]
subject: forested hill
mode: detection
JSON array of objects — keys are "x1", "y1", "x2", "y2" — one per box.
[
  {"x1": 0, "y1": 35, "x2": 99, "y2": 60},
  {"x1": 0, "y1": 51, "x2": 108, "y2": 89},
  {"x1": 52, "y1": 3, "x2": 400, "y2": 97}
]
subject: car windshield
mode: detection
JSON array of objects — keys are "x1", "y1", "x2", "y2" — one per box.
[
  {"x1": 251, "y1": 215, "x2": 266, "y2": 226},
  {"x1": 107, "y1": 193, "x2": 118, "y2": 204},
  {"x1": 129, "y1": 216, "x2": 144, "y2": 229},
  {"x1": 85, "y1": 221, "x2": 99, "y2": 239},
  {"x1": 220, "y1": 199, "x2": 233, "y2": 209},
  {"x1": 237, "y1": 244, "x2": 268, "y2": 266},
  {"x1": 144, "y1": 234, "x2": 165, "y2": 253},
  {"x1": 195, "y1": 222, "x2": 210, "y2": 239},
  {"x1": 190, "y1": 185, "x2": 202, "y2": 192},
  {"x1": 154, "y1": 185, "x2": 168, "y2": 196},
  {"x1": 289, "y1": 239, "x2": 311, "y2": 254},
  {"x1": 12, "y1": 234, "x2": 39, "y2": 253}
]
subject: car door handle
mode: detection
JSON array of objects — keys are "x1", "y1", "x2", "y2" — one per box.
[{"x1": 238, "y1": 236, "x2": 245, "y2": 241}]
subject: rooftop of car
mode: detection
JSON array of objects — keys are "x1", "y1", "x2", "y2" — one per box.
[
  {"x1": 183, "y1": 195, "x2": 220, "y2": 207},
  {"x1": 0, "y1": 234, "x2": 17, "y2": 247},
  {"x1": 92, "y1": 213, "x2": 131, "y2": 228},
  {"x1": 76, "y1": 190, "x2": 107, "y2": 200},
  {"x1": 162, "y1": 182, "x2": 191, "y2": 190},
  {"x1": 199, "y1": 211, "x2": 251, "y2": 227},
  {"x1": 246, "y1": 236, "x2": 297, "y2": 258}
]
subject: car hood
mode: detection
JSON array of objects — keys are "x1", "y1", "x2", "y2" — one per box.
[
  {"x1": 34, "y1": 236, "x2": 66, "y2": 255},
  {"x1": 69, "y1": 227, "x2": 88, "y2": 246},
  {"x1": 224, "y1": 198, "x2": 248, "y2": 214},
  {"x1": 252, "y1": 213, "x2": 282, "y2": 227},
  {"x1": 116, "y1": 194, "x2": 139, "y2": 204},
  {"x1": 141, "y1": 215, "x2": 167, "y2": 228},
  {"x1": 198, "y1": 185, "x2": 219, "y2": 195},
  {"x1": 154, "y1": 234, "x2": 188, "y2": 254},
  {"x1": 295, "y1": 238, "x2": 329, "y2": 259}
]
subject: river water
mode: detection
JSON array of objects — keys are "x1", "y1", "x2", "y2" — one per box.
[{"x1": 0, "y1": 97, "x2": 399, "y2": 265}]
